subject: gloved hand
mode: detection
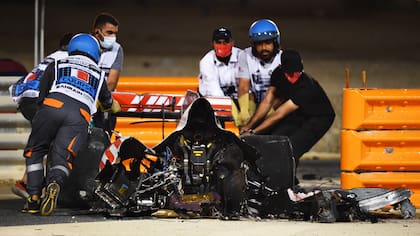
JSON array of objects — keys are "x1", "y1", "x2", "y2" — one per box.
[
  {"x1": 107, "y1": 99, "x2": 121, "y2": 113},
  {"x1": 99, "y1": 99, "x2": 121, "y2": 113},
  {"x1": 231, "y1": 99, "x2": 241, "y2": 127},
  {"x1": 235, "y1": 93, "x2": 256, "y2": 127}
]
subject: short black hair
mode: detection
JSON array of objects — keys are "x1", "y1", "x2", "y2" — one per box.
[
  {"x1": 92, "y1": 12, "x2": 119, "y2": 29},
  {"x1": 59, "y1": 33, "x2": 75, "y2": 50}
]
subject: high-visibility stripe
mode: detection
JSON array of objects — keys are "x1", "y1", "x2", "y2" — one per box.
[
  {"x1": 79, "y1": 108, "x2": 91, "y2": 123},
  {"x1": 67, "y1": 137, "x2": 76, "y2": 157},
  {"x1": 27, "y1": 163, "x2": 43, "y2": 173},
  {"x1": 67, "y1": 161, "x2": 73, "y2": 170},
  {"x1": 51, "y1": 165, "x2": 70, "y2": 177},
  {"x1": 43, "y1": 98, "x2": 64, "y2": 108},
  {"x1": 66, "y1": 154, "x2": 73, "y2": 170}
]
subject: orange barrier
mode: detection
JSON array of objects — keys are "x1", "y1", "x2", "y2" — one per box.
[
  {"x1": 341, "y1": 172, "x2": 420, "y2": 208},
  {"x1": 116, "y1": 76, "x2": 198, "y2": 94},
  {"x1": 341, "y1": 87, "x2": 420, "y2": 208},
  {"x1": 341, "y1": 130, "x2": 420, "y2": 172},
  {"x1": 342, "y1": 89, "x2": 420, "y2": 130}
]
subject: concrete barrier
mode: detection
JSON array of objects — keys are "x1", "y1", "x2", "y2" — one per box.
[
  {"x1": 0, "y1": 76, "x2": 19, "y2": 92},
  {"x1": 0, "y1": 113, "x2": 29, "y2": 128}
]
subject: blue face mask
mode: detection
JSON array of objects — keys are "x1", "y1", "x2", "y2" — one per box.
[{"x1": 100, "y1": 36, "x2": 116, "y2": 49}]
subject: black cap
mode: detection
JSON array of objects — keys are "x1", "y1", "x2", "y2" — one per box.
[
  {"x1": 281, "y1": 49, "x2": 303, "y2": 73},
  {"x1": 212, "y1": 27, "x2": 232, "y2": 41}
]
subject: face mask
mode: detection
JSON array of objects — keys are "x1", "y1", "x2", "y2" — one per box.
[
  {"x1": 100, "y1": 36, "x2": 116, "y2": 49},
  {"x1": 284, "y1": 72, "x2": 301, "y2": 84},
  {"x1": 213, "y1": 42, "x2": 233, "y2": 58}
]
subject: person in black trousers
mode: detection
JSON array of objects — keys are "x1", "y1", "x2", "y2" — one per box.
[{"x1": 240, "y1": 49, "x2": 335, "y2": 167}]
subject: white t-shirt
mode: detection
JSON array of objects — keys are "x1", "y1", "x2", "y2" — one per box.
[
  {"x1": 198, "y1": 47, "x2": 242, "y2": 99},
  {"x1": 237, "y1": 47, "x2": 282, "y2": 104}
]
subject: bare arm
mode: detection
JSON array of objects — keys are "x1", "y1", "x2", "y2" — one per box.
[
  {"x1": 253, "y1": 99, "x2": 299, "y2": 134},
  {"x1": 237, "y1": 77, "x2": 250, "y2": 98},
  {"x1": 106, "y1": 68, "x2": 120, "y2": 91},
  {"x1": 106, "y1": 46, "x2": 124, "y2": 91}
]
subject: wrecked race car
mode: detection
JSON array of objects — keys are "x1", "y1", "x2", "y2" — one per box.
[
  {"x1": 64, "y1": 97, "x2": 416, "y2": 222},
  {"x1": 91, "y1": 97, "x2": 261, "y2": 219}
]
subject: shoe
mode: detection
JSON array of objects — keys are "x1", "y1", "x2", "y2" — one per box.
[
  {"x1": 40, "y1": 181, "x2": 61, "y2": 216},
  {"x1": 12, "y1": 180, "x2": 29, "y2": 199},
  {"x1": 22, "y1": 196, "x2": 40, "y2": 214}
]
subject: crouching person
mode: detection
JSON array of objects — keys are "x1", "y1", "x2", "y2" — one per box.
[{"x1": 22, "y1": 34, "x2": 121, "y2": 216}]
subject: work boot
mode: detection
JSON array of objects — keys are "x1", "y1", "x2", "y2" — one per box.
[
  {"x1": 22, "y1": 196, "x2": 40, "y2": 214},
  {"x1": 40, "y1": 181, "x2": 61, "y2": 216},
  {"x1": 12, "y1": 180, "x2": 29, "y2": 199}
]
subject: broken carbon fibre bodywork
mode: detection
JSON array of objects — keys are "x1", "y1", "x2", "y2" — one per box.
[{"x1": 81, "y1": 97, "x2": 416, "y2": 221}]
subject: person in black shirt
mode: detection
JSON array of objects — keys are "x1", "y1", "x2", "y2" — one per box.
[{"x1": 240, "y1": 49, "x2": 335, "y2": 166}]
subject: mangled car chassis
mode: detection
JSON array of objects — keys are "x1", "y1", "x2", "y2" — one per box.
[{"x1": 62, "y1": 94, "x2": 416, "y2": 222}]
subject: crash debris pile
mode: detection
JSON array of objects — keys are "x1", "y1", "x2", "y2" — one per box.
[{"x1": 57, "y1": 97, "x2": 416, "y2": 222}]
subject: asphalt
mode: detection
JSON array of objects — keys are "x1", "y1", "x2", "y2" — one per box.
[
  {"x1": 1, "y1": 159, "x2": 419, "y2": 236},
  {"x1": 0, "y1": 158, "x2": 341, "y2": 227},
  {"x1": 1, "y1": 2, "x2": 419, "y2": 234}
]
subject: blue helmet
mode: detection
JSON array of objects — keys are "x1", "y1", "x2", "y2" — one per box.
[
  {"x1": 249, "y1": 19, "x2": 280, "y2": 45},
  {"x1": 68, "y1": 33, "x2": 100, "y2": 62}
]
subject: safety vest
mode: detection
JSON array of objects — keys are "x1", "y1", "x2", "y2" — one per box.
[
  {"x1": 241, "y1": 47, "x2": 281, "y2": 104},
  {"x1": 50, "y1": 55, "x2": 105, "y2": 114},
  {"x1": 98, "y1": 42, "x2": 121, "y2": 81}
]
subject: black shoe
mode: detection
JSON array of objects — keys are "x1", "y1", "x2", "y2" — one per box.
[
  {"x1": 40, "y1": 181, "x2": 61, "y2": 216},
  {"x1": 22, "y1": 197, "x2": 40, "y2": 214}
]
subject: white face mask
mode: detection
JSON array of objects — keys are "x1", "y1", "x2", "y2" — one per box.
[{"x1": 100, "y1": 36, "x2": 116, "y2": 49}]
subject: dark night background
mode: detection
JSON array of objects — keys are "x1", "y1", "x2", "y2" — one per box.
[
  {"x1": 2, "y1": 0, "x2": 420, "y2": 153},
  {"x1": 2, "y1": 0, "x2": 419, "y2": 66}
]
